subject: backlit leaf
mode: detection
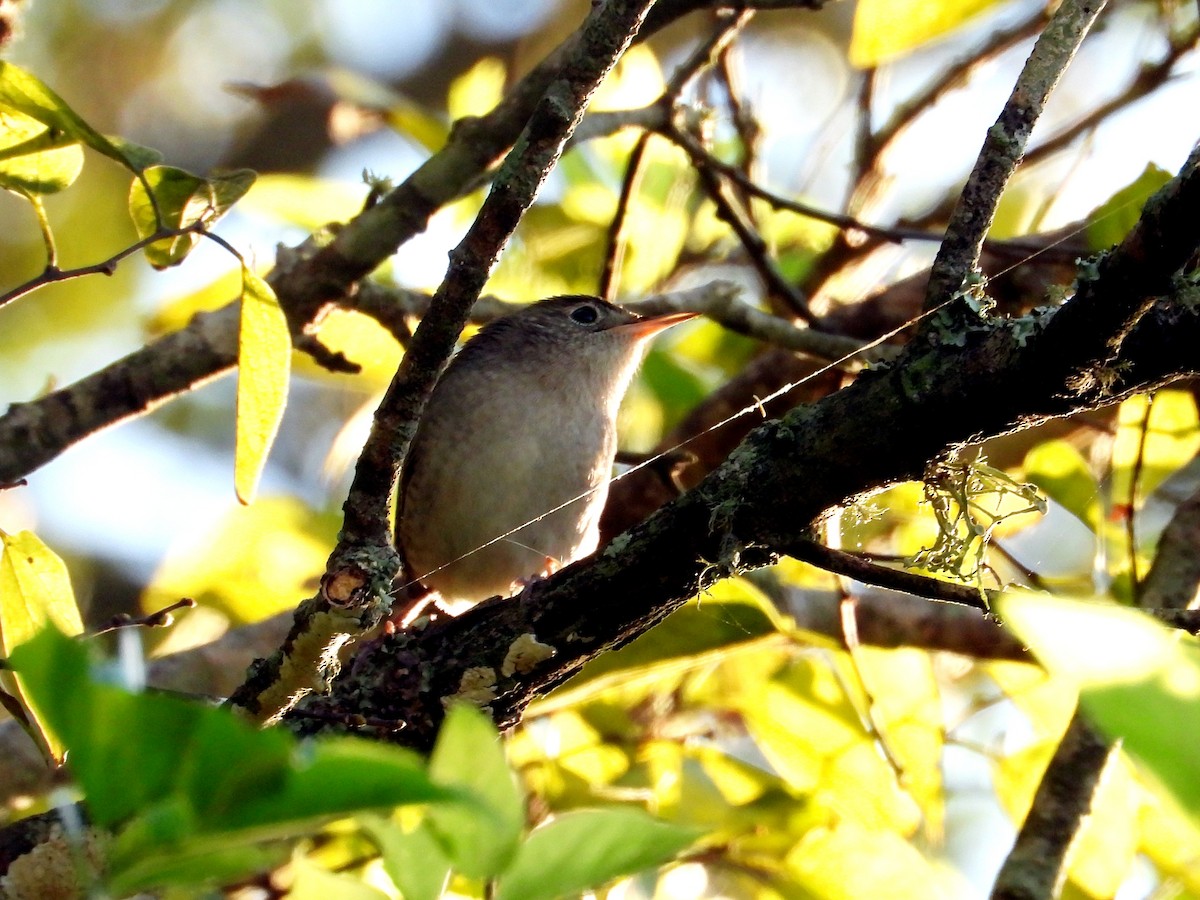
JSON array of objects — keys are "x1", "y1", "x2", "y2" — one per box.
[
  {"x1": 142, "y1": 497, "x2": 334, "y2": 625},
  {"x1": 0, "y1": 60, "x2": 160, "y2": 171},
  {"x1": 996, "y1": 591, "x2": 1200, "y2": 821},
  {"x1": 741, "y1": 657, "x2": 921, "y2": 833},
  {"x1": 128, "y1": 166, "x2": 255, "y2": 269},
  {"x1": 1086, "y1": 163, "x2": 1172, "y2": 251},
  {"x1": 0, "y1": 530, "x2": 83, "y2": 761},
  {"x1": 850, "y1": 0, "x2": 1002, "y2": 67},
  {"x1": 850, "y1": 647, "x2": 944, "y2": 841},
  {"x1": 1111, "y1": 390, "x2": 1200, "y2": 508},
  {"x1": 287, "y1": 855, "x2": 391, "y2": 900},
  {"x1": 447, "y1": 57, "x2": 506, "y2": 121},
  {"x1": 235, "y1": 267, "x2": 291, "y2": 505},
  {"x1": 495, "y1": 808, "x2": 701, "y2": 900},
  {"x1": 788, "y1": 823, "x2": 968, "y2": 898},
  {"x1": 1023, "y1": 440, "x2": 1099, "y2": 529},
  {"x1": 0, "y1": 107, "x2": 83, "y2": 195}
]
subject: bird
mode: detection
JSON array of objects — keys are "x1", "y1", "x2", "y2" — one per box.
[{"x1": 395, "y1": 295, "x2": 695, "y2": 616}]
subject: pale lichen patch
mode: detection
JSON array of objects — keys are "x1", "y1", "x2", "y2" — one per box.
[
  {"x1": 501, "y1": 633, "x2": 556, "y2": 677},
  {"x1": 443, "y1": 666, "x2": 498, "y2": 709}
]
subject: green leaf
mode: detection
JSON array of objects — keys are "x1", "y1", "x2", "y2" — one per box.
[
  {"x1": 1086, "y1": 163, "x2": 1173, "y2": 251},
  {"x1": 495, "y1": 808, "x2": 701, "y2": 900},
  {"x1": 0, "y1": 530, "x2": 83, "y2": 762},
  {"x1": 640, "y1": 348, "x2": 709, "y2": 426},
  {"x1": 220, "y1": 737, "x2": 445, "y2": 834},
  {"x1": 427, "y1": 704, "x2": 525, "y2": 879},
  {"x1": 0, "y1": 60, "x2": 160, "y2": 171},
  {"x1": 361, "y1": 814, "x2": 452, "y2": 900},
  {"x1": 9, "y1": 626, "x2": 209, "y2": 825},
  {"x1": 1023, "y1": 440, "x2": 1099, "y2": 529},
  {"x1": 995, "y1": 591, "x2": 1200, "y2": 821},
  {"x1": 128, "y1": 165, "x2": 255, "y2": 268},
  {"x1": 0, "y1": 107, "x2": 84, "y2": 195},
  {"x1": 235, "y1": 267, "x2": 291, "y2": 504},
  {"x1": 108, "y1": 839, "x2": 288, "y2": 898},
  {"x1": 849, "y1": 0, "x2": 1002, "y2": 67},
  {"x1": 7, "y1": 627, "x2": 460, "y2": 894}
]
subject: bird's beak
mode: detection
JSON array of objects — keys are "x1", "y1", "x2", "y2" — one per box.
[{"x1": 615, "y1": 311, "x2": 697, "y2": 339}]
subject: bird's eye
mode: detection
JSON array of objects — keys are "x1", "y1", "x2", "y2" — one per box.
[{"x1": 570, "y1": 304, "x2": 600, "y2": 325}]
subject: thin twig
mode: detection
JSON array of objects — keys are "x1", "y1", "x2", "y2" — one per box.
[
  {"x1": 850, "y1": 66, "x2": 876, "y2": 187},
  {"x1": 684, "y1": 127, "x2": 817, "y2": 322},
  {"x1": 783, "y1": 538, "x2": 992, "y2": 613},
  {"x1": 92, "y1": 599, "x2": 196, "y2": 637},
  {"x1": 714, "y1": 32, "x2": 761, "y2": 185},
  {"x1": 600, "y1": 131, "x2": 652, "y2": 300},
  {"x1": 0, "y1": 221, "x2": 211, "y2": 310},
  {"x1": 1126, "y1": 392, "x2": 1155, "y2": 599},
  {"x1": 666, "y1": 125, "x2": 934, "y2": 243},
  {"x1": 601, "y1": 11, "x2": 754, "y2": 300}
]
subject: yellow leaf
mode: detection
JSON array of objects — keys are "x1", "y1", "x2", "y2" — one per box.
[
  {"x1": 235, "y1": 267, "x2": 290, "y2": 504},
  {"x1": 447, "y1": 57, "x2": 507, "y2": 121},
  {"x1": 850, "y1": 0, "x2": 1002, "y2": 68},
  {"x1": 143, "y1": 497, "x2": 336, "y2": 626},
  {"x1": 0, "y1": 529, "x2": 83, "y2": 762},
  {"x1": 742, "y1": 658, "x2": 921, "y2": 833},
  {"x1": 239, "y1": 173, "x2": 367, "y2": 232},
  {"x1": 1112, "y1": 390, "x2": 1200, "y2": 505},
  {"x1": 591, "y1": 45, "x2": 663, "y2": 112},
  {"x1": 851, "y1": 647, "x2": 945, "y2": 842},
  {"x1": 1067, "y1": 754, "x2": 1141, "y2": 899},
  {"x1": 0, "y1": 530, "x2": 82, "y2": 646},
  {"x1": 788, "y1": 822, "x2": 970, "y2": 899}
]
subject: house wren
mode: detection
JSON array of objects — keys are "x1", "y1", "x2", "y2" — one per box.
[{"x1": 396, "y1": 296, "x2": 695, "y2": 609}]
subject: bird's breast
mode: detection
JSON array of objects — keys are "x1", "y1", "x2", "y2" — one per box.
[{"x1": 398, "y1": 371, "x2": 619, "y2": 604}]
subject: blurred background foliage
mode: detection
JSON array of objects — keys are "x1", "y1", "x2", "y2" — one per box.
[{"x1": 2, "y1": 0, "x2": 1200, "y2": 896}]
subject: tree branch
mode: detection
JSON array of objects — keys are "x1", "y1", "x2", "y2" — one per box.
[
  {"x1": 989, "y1": 712, "x2": 1113, "y2": 900},
  {"x1": 923, "y1": 0, "x2": 1106, "y2": 312},
  {"x1": 1140, "y1": 478, "x2": 1200, "y2": 609}
]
